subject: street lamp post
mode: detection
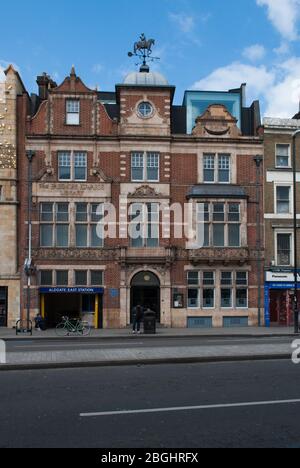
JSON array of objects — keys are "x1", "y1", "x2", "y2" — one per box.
[
  {"x1": 292, "y1": 130, "x2": 300, "y2": 334},
  {"x1": 25, "y1": 151, "x2": 35, "y2": 330},
  {"x1": 254, "y1": 155, "x2": 263, "y2": 327}
]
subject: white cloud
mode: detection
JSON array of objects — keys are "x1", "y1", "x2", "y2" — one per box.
[
  {"x1": 169, "y1": 13, "x2": 195, "y2": 33},
  {"x1": 274, "y1": 41, "x2": 290, "y2": 55},
  {"x1": 243, "y1": 44, "x2": 266, "y2": 61},
  {"x1": 256, "y1": 0, "x2": 300, "y2": 41},
  {"x1": 192, "y1": 62, "x2": 275, "y2": 104},
  {"x1": 92, "y1": 64, "x2": 104, "y2": 74}
]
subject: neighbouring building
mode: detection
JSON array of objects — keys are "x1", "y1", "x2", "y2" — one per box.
[
  {"x1": 0, "y1": 66, "x2": 26, "y2": 327},
  {"x1": 18, "y1": 54, "x2": 264, "y2": 329},
  {"x1": 264, "y1": 116, "x2": 300, "y2": 327}
]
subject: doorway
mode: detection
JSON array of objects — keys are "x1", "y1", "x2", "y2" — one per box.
[
  {"x1": 0, "y1": 287, "x2": 8, "y2": 327},
  {"x1": 130, "y1": 272, "x2": 160, "y2": 323}
]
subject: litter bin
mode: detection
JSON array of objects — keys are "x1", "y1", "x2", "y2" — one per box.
[{"x1": 143, "y1": 310, "x2": 156, "y2": 335}]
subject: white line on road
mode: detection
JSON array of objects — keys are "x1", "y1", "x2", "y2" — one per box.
[{"x1": 80, "y1": 399, "x2": 300, "y2": 418}]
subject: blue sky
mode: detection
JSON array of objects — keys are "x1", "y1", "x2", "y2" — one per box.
[{"x1": 1, "y1": 0, "x2": 300, "y2": 117}]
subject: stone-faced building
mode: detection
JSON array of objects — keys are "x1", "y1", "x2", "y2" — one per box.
[
  {"x1": 0, "y1": 65, "x2": 26, "y2": 327},
  {"x1": 264, "y1": 116, "x2": 300, "y2": 327},
  {"x1": 19, "y1": 64, "x2": 263, "y2": 329}
]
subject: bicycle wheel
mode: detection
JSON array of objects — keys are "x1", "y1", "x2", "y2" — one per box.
[
  {"x1": 55, "y1": 323, "x2": 68, "y2": 337},
  {"x1": 77, "y1": 322, "x2": 91, "y2": 337}
]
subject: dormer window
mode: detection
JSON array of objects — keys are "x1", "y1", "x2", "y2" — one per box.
[
  {"x1": 66, "y1": 100, "x2": 80, "y2": 125},
  {"x1": 137, "y1": 102, "x2": 153, "y2": 118}
]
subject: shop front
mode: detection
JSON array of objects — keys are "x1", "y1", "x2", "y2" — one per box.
[
  {"x1": 39, "y1": 287, "x2": 104, "y2": 329},
  {"x1": 264, "y1": 271, "x2": 300, "y2": 327}
]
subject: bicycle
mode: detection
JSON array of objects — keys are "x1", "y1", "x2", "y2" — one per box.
[{"x1": 55, "y1": 316, "x2": 91, "y2": 337}]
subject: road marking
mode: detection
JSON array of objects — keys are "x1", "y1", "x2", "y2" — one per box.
[
  {"x1": 13, "y1": 342, "x2": 144, "y2": 349},
  {"x1": 80, "y1": 399, "x2": 300, "y2": 418}
]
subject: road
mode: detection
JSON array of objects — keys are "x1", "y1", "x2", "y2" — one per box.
[
  {"x1": 1, "y1": 359, "x2": 300, "y2": 448},
  {"x1": 5, "y1": 335, "x2": 294, "y2": 353}
]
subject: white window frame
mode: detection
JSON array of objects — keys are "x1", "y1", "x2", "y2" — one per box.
[
  {"x1": 274, "y1": 184, "x2": 293, "y2": 216},
  {"x1": 131, "y1": 152, "x2": 160, "y2": 182},
  {"x1": 203, "y1": 154, "x2": 231, "y2": 184},
  {"x1": 66, "y1": 100, "x2": 80, "y2": 126},
  {"x1": 58, "y1": 151, "x2": 87, "y2": 182},
  {"x1": 275, "y1": 230, "x2": 294, "y2": 267},
  {"x1": 235, "y1": 271, "x2": 248, "y2": 309},
  {"x1": 275, "y1": 143, "x2": 291, "y2": 169}
]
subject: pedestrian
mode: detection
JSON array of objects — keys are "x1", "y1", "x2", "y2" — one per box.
[
  {"x1": 132, "y1": 305, "x2": 143, "y2": 334},
  {"x1": 34, "y1": 312, "x2": 43, "y2": 331}
]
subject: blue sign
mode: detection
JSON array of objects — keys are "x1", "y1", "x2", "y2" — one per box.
[{"x1": 40, "y1": 287, "x2": 104, "y2": 294}]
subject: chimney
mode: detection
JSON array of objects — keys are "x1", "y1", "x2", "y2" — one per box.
[{"x1": 36, "y1": 73, "x2": 57, "y2": 100}]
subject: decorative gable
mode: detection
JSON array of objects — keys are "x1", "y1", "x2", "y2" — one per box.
[{"x1": 192, "y1": 104, "x2": 242, "y2": 138}]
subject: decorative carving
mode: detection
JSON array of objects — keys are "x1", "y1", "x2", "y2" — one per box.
[
  {"x1": 192, "y1": 104, "x2": 242, "y2": 138},
  {"x1": 32, "y1": 248, "x2": 119, "y2": 261},
  {"x1": 188, "y1": 248, "x2": 249, "y2": 265},
  {"x1": 91, "y1": 167, "x2": 113, "y2": 183},
  {"x1": 128, "y1": 185, "x2": 167, "y2": 199}
]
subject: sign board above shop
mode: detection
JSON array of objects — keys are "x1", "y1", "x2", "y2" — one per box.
[
  {"x1": 266, "y1": 271, "x2": 300, "y2": 283},
  {"x1": 40, "y1": 287, "x2": 104, "y2": 294}
]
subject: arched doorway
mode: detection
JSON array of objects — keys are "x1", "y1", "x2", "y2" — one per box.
[{"x1": 130, "y1": 271, "x2": 160, "y2": 323}]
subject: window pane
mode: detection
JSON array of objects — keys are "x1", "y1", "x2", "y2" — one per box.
[
  {"x1": 40, "y1": 271, "x2": 52, "y2": 286},
  {"x1": 41, "y1": 203, "x2": 53, "y2": 222},
  {"x1": 218, "y1": 155, "x2": 230, "y2": 183},
  {"x1": 91, "y1": 271, "x2": 103, "y2": 286},
  {"x1": 188, "y1": 271, "x2": 199, "y2": 286},
  {"x1": 203, "y1": 155, "x2": 215, "y2": 182},
  {"x1": 236, "y1": 272, "x2": 248, "y2": 286},
  {"x1": 76, "y1": 225, "x2": 87, "y2": 247},
  {"x1": 56, "y1": 271, "x2": 68, "y2": 286},
  {"x1": 76, "y1": 203, "x2": 88, "y2": 222},
  {"x1": 203, "y1": 272, "x2": 215, "y2": 286},
  {"x1": 75, "y1": 271, "x2": 87, "y2": 286},
  {"x1": 132, "y1": 153, "x2": 144, "y2": 181},
  {"x1": 56, "y1": 203, "x2": 69, "y2": 222},
  {"x1": 56, "y1": 225, "x2": 69, "y2": 247},
  {"x1": 276, "y1": 144, "x2": 290, "y2": 167},
  {"x1": 277, "y1": 234, "x2": 291, "y2": 265},
  {"x1": 228, "y1": 204, "x2": 240, "y2": 222},
  {"x1": 188, "y1": 289, "x2": 199, "y2": 308},
  {"x1": 277, "y1": 187, "x2": 290, "y2": 214},
  {"x1": 228, "y1": 224, "x2": 240, "y2": 247},
  {"x1": 147, "y1": 153, "x2": 159, "y2": 181},
  {"x1": 221, "y1": 272, "x2": 233, "y2": 285},
  {"x1": 236, "y1": 289, "x2": 248, "y2": 308},
  {"x1": 221, "y1": 289, "x2": 232, "y2": 308},
  {"x1": 213, "y1": 224, "x2": 225, "y2": 247},
  {"x1": 91, "y1": 224, "x2": 103, "y2": 247},
  {"x1": 91, "y1": 204, "x2": 104, "y2": 222},
  {"x1": 74, "y1": 152, "x2": 87, "y2": 180},
  {"x1": 213, "y1": 204, "x2": 225, "y2": 221},
  {"x1": 40, "y1": 225, "x2": 53, "y2": 247},
  {"x1": 58, "y1": 152, "x2": 71, "y2": 180},
  {"x1": 66, "y1": 100, "x2": 80, "y2": 113},
  {"x1": 203, "y1": 289, "x2": 214, "y2": 308},
  {"x1": 197, "y1": 223, "x2": 209, "y2": 247}
]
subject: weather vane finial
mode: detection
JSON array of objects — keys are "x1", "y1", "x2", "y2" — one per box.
[{"x1": 128, "y1": 33, "x2": 160, "y2": 72}]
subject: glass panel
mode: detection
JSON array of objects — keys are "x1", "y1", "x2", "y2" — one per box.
[
  {"x1": 91, "y1": 271, "x2": 103, "y2": 286},
  {"x1": 91, "y1": 224, "x2": 103, "y2": 247},
  {"x1": 276, "y1": 144, "x2": 290, "y2": 167},
  {"x1": 131, "y1": 153, "x2": 144, "y2": 181},
  {"x1": 213, "y1": 224, "x2": 225, "y2": 247},
  {"x1": 40, "y1": 225, "x2": 53, "y2": 247},
  {"x1": 203, "y1": 289, "x2": 215, "y2": 308},
  {"x1": 228, "y1": 224, "x2": 240, "y2": 247},
  {"x1": 188, "y1": 271, "x2": 200, "y2": 286},
  {"x1": 56, "y1": 271, "x2": 68, "y2": 286},
  {"x1": 40, "y1": 271, "x2": 53, "y2": 286},
  {"x1": 56, "y1": 203, "x2": 69, "y2": 222},
  {"x1": 74, "y1": 203, "x2": 86, "y2": 223},
  {"x1": 277, "y1": 234, "x2": 291, "y2": 265},
  {"x1": 213, "y1": 204, "x2": 225, "y2": 222},
  {"x1": 197, "y1": 223, "x2": 209, "y2": 247},
  {"x1": 66, "y1": 100, "x2": 80, "y2": 113},
  {"x1": 221, "y1": 272, "x2": 233, "y2": 285},
  {"x1": 203, "y1": 155, "x2": 215, "y2": 182},
  {"x1": 91, "y1": 204, "x2": 104, "y2": 222},
  {"x1": 75, "y1": 271, "x2": 87, "y2": 286},
  {"x1": 228, "y1": 204, "x2": 240, "y2": 222},
  {"x1": 41, "y1": 203, "x2": 53, "y2": 222},
  {"x1": 58, "y1": 152, "x2": 71, "y2": 180},
  {"x1": 56, "y1": 225, "x2": 69, "y2": 247},
  {"x1": 236, "y1": 289, "x2": 248, "y2": 308},
  {"x1": 203, "y1": 272, "x2": 215, "y2": 286},
  {"x1": 236, "y1": 272, "x2": 248, "y2": 286},
  {"x1": 76, "y1": 225, "x2": 88, "y2": 247},
  {"x1": 74, "y1": 152, "x2": 87, "y2": 181},
  {"x1": 188, "y1": 289, "x2": 199, "y2": 308},
  {"x1": 221, "y1": 289, "x2": 232, "y2": 308},
  {"x1": 277, "y1": 187, "x2": 290, "y2": 214},
  {"x1": 218, "y1": 155, "x2": 230, "y2": 183},
  {"x1": 147, "y1": 153, "x2": 159, "y2": 181}
]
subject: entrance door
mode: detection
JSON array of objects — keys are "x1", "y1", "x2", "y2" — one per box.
[
  {"x1": 130, "y1": 272, "x2": 160, "y2": 323},
  {"x1": 0, "y1": 287, "x2": 8, "y2": 327}
]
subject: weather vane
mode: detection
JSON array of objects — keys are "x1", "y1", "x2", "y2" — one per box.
[{"x1": 128, "y1": 33, "x2": 160, "y2": 71}]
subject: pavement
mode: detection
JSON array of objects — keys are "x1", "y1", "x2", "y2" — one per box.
[
  {"x1": 0, "y1": 327, "x2": 297, "y2": 370},
  {"x1": 1, "y1": 360, "x2": 300, "y2": 448}
]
